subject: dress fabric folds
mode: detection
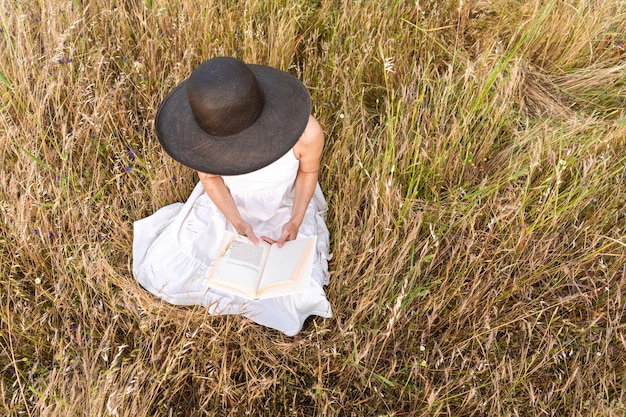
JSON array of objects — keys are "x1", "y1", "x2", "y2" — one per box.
[{"x1": 132, "y1": 149, "x2": 332, "y2": 336}]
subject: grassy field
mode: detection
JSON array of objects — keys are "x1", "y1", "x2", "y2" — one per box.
[{"x1": 1, "y1": 0, "x2": 625, "y2": 415}]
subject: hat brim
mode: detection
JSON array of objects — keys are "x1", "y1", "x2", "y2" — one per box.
[{"x1": 155, "y1": 64, "x2": 311, "y2": 175}]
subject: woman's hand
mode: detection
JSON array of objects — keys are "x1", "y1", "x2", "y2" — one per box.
[
  {"x1": 261, "y1": 220, "x2": 299, "y2": 247},
  {"x1": 236, "y1": 221, "x2": 259, "y2": 245},
  {"x1": 277, "y1": 220, "x2": 299, "y2": 247}
]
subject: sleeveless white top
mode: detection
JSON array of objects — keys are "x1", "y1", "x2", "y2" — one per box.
[{"x1": 132, "y1": 150, "x2": 332, "y2": 336}]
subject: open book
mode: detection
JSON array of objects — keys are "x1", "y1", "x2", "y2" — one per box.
[{"x1": 206, "y1": 231, "x2": 316, "y2": 300}]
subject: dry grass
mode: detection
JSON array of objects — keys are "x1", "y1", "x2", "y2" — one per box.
[{"x1": 1, "y1": 0, "x2": 625, "y2": 416}]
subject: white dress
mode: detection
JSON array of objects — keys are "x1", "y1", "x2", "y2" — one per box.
[{"x1": 132, "y1": 149, "x2": 332, "y2": 336}]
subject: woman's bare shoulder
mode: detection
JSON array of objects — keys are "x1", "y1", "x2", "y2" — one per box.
[
  {"x1": 294, "y1": 116, "x2": 324, "y2": 159},
  {"x1": 301, "y1": 115, "x2": 323, "y2": 143}
]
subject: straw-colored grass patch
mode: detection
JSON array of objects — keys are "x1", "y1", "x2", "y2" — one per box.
[{"x1": 1, "y1": 0, "x2": 624, "y2": 415}]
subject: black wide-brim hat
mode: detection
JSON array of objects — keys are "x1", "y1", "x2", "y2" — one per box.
[{"x1": 155, "y1": 57, "x2": 311, "y2": 175}]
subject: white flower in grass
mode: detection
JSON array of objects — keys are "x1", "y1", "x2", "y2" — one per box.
[
  {"x1": 384, "y1": 57, "x2": 395, "y2": 74},
  {"x1": 34, "y1": 277, "x2": 41, "y2": 285}
]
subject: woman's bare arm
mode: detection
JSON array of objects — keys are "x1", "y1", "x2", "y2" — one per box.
[
  {"x1": 273, "y1": 115, "x2": 324, "y2": 247},
  {"x1": 197, "y1": 173, "x2": 259, "y2": 244}
]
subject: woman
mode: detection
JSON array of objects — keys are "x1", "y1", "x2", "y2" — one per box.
[{"x1": 132, "y1": 57, "x2": 332, "y2": 336}]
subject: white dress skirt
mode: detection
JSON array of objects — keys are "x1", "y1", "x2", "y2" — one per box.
[{"x1": 132, "y1": 149, "x2": 332, "y2": 336}]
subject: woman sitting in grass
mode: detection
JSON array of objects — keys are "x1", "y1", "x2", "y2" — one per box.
[{"x1": 132, "y1": 56, "x2": 332, "y2": 336}]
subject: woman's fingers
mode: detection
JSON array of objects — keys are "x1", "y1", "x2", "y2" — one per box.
[
  {"x1": 261, "y1": 236, "x2": 276, "y2": 245},
  {"x1": 247, "y1": 232, "x2": 260, "y2": 245},
  {"x1": 239, "y1": 223, "x2": 259, "y2": 245},
  {"x1": 260, "y1": 222, "x2": 299, "y2": 247},
  {"x1": 276, "y1": 226, "x2": 296, "y2": 248}
]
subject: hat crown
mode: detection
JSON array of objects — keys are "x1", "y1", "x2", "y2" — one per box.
[{"x1": 186, "y1": 57, "x2": 265, "y2": 137}]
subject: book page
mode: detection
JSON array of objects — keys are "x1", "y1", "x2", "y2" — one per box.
[
  {"x1": 207, "y1": 233, "x2": 270, "y2": 297},
  {"x1": 227, "y1": 239, "x2": 265, "y2": 272},
  {"x1": 257, "y1": 236, "x2": 316, "y2": 298}
]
